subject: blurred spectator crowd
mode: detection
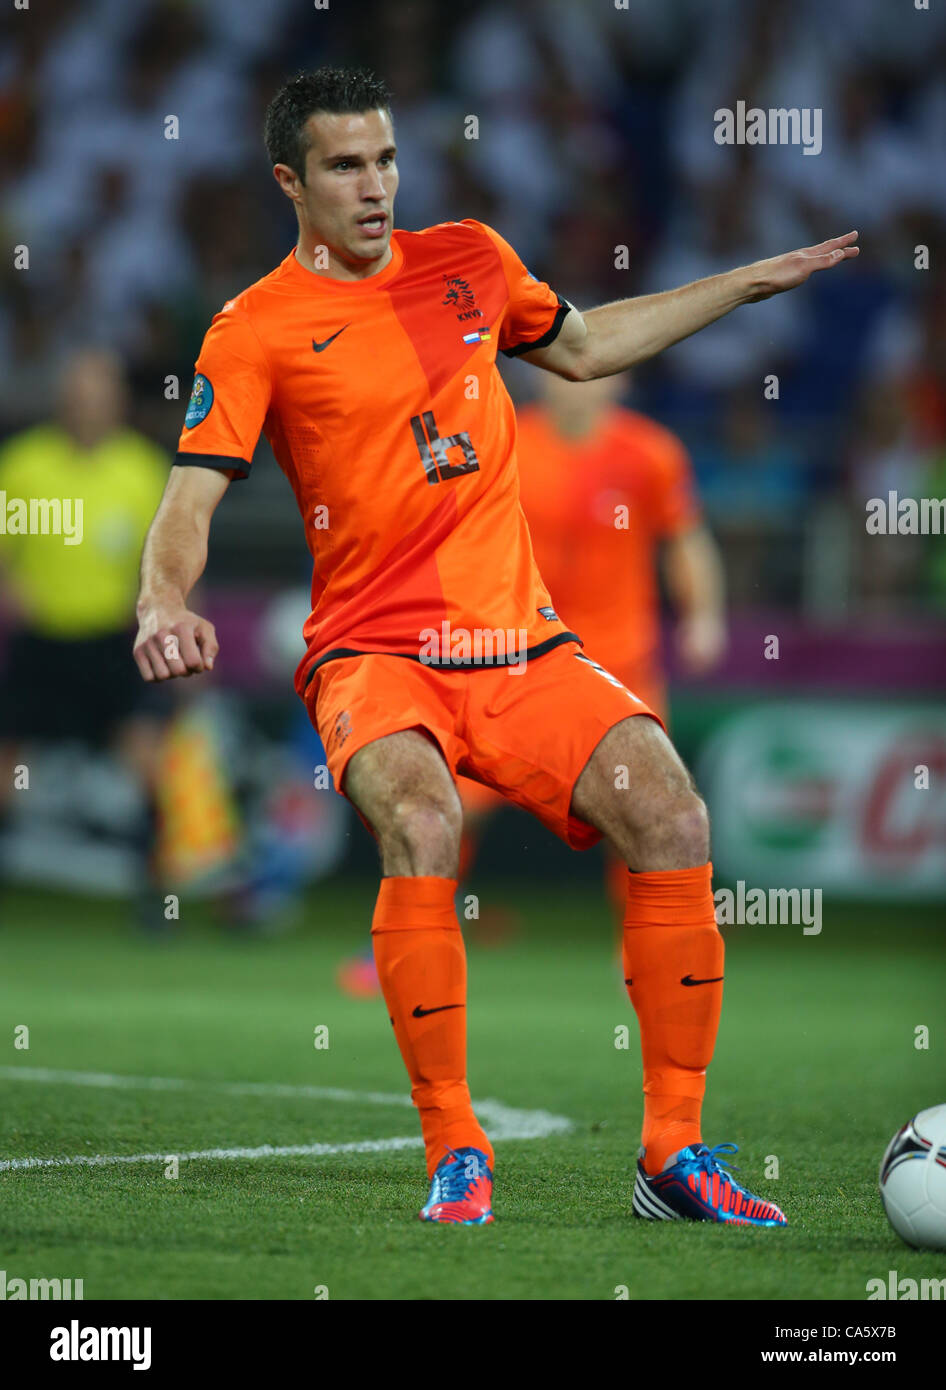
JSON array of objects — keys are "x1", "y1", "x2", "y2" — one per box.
[{"x1": 2, "y1": 0, "x2": 945, "y2": 613}]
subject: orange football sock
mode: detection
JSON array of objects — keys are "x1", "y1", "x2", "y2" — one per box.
[
  {"x1": 622, "y1": 863, "x2": 723, "y2": 1176},
  {"x1": 371, "y1": 875, "x2": 493, "y2": 1178}
]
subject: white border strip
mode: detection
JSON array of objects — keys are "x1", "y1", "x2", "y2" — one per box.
[
  {"x1": 0, "y1": 1066, "x2": 416, "y2": 1107},
  {"x1": 0, "y1": 1067, "x2": 572, "y2": 1173},
  {"x1": 1, "y1": 1136, "x2": 424, "y2": 1172}
]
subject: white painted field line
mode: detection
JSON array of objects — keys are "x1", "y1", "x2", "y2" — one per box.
[
  {"x1": 0, "y1": 1065, "x2": 415, "y2": 1107},
  {"x1": 0, "y1": 1136, "x2": 423, "y2": 1172},
  {"x1": 0, "y1": 1066, "x2": 572, "y2": 1173}
]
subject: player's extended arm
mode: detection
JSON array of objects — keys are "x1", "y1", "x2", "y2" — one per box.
[
  {"x1": 134, "y1": 465, "x2": 231, "y2": 681},
  {"x1": 522, "y1": 232, "x2": 859, "y2": 381},
  {"x1": 663, "y1": 526, "x2": 727, "y2": 677}
]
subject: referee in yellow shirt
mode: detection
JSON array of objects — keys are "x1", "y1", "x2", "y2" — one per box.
[{"x1": 0, "y1": 348, "x2": 169, "y2": 909}]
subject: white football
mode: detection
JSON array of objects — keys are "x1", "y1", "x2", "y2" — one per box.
[{"x1": 879, "y1": 1104, "x2": 946, "y2": 1250}]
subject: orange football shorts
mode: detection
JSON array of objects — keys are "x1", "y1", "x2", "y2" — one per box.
[
  {"x1": 305, "y1": 642, "x2": 663, "y2": 850},
  {"x1": 455, "y1": 650, "x2": 667, "y2": 819}
]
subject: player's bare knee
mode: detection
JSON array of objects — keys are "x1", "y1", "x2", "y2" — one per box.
[
  {"x1": 637, "y1": 790, "x2": 709, "y2": 868},
  {"x1": 613, "y1": 788, "x2": 709, "y2": 870},
  {"x1": 379, "y1": 796, "x2": 462, "y2": 877},
  {"x1": 664, "y1": 791, "x2": 710, "y2": 867}
]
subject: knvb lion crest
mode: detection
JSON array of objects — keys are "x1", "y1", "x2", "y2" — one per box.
[{"x1": 442, "y1": 275, "x2": 483, "y2": 322}]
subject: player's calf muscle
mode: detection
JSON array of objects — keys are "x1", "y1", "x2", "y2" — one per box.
[{"x1": 572, "y1": 717, "x2": 710, "y2": 870}]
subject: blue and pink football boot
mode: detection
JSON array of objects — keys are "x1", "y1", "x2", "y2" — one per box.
[
  {"x1": 419, "y1": 1146, "x2": 494, "y2": 1225},
  {"x1": 634, "y1": 1142, "x2": 787, "y2": 1226}
]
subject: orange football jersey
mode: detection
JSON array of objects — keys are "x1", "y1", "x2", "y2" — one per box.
[
  {"x1": 514, "y1": 404, "x2": 701, "y2": 670},
  {"x1": 176, "y1": 220, "x2": 577, "y2": 697}
]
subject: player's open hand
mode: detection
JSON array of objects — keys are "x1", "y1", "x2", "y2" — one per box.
[
  {"x1": 745, "y1": 231, "x2": 859, "y2": 302},
  {"x1": 133, "y1": 606, "x2": 219, "y2": 681}
]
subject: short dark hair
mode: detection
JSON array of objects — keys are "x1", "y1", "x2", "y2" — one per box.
[{"x1": 263, "y1": 66, "x2": 393, "y2": 183}]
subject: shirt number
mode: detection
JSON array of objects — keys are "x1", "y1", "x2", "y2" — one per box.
[{"x1": 410, "y1": 411, "x2": 480, "y2": 485}]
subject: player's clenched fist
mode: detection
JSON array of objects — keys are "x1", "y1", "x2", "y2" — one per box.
[
  {"x1": 134, "y1": 466, "x2": 230, "y2": 681},
  {"x1": 133, "y1": 607, "x2": 218, "y2": 681}
]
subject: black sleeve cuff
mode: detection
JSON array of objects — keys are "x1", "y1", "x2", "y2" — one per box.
[
  {"x1": 174, "y1": 451, "x2": 251, "y2": 480},
  {"x1": 500, "y1": 295, "x2": 572, "y2": 359}
]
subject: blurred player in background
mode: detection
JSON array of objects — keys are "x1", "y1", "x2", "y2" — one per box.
[
  {"x1": 0, "y1": 349, "x2": 169, "y2": 918},
  {"x1": 459, "y1": 370, "x2": 727, "y2": 914},
  {"x1": 517, "y1": 372, "x2": 726, "y2": 723}
]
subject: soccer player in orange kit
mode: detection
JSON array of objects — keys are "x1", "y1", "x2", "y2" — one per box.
[
  {"x1": 457, "y1": 370, "x2": 727, "y2": 914},
  {"x1": 516, "y1": 372, "x2": 726, "y2": 723},
  {"x1": 134, "y1": 68, "x2": 858, "y2": 1226}
]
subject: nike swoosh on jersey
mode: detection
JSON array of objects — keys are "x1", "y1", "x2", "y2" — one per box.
[{"x1": 312, "y1": 325, "x2": 350, "y2": 352}]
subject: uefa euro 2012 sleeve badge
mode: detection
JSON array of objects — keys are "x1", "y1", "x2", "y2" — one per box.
[{"x1": 184, "y1": 373, "x2": 214, "y2": 428}]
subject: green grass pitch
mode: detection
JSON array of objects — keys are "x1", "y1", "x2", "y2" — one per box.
[{"x1": 1, "y1": 878, "x2": 943, "y2": 1300}]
